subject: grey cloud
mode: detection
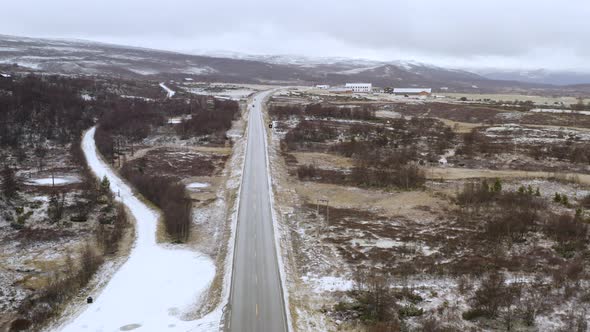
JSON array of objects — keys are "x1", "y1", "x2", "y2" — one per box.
[{"x1": 2, "y1": 0, "x2": 590, "y2": 70}]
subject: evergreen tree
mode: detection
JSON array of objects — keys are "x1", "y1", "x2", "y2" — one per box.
[
  {"x1": 100, "y1": 176, "x2": 110, "y2": 195},
  {"x1": 493, "y1": 178, "x2": 502, "y2": 193},
  {"x1": 526, "y1": 185, "x2": 534, "y2": 195},
  {"x1": 561, "y1": 195, "x2": 569, "y2": 206}
]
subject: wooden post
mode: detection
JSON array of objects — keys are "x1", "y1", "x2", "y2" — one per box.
[{"x1": 326, "y1": 200, "x2": 329, "y2": 226}]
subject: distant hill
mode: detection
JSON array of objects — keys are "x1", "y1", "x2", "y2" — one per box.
[
  {"x1": 1, "y1": 34, "x2": 588, "y2": 95},
  {"x1": 477, "y1": 69, "x2": 590, "y2": 86}
]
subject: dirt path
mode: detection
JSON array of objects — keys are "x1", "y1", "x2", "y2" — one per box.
[
  {"x1": 428, "y1": 167, "x2": 590, "y2": 185},
  {"x1": 436, "y1": 117, "x2": 590, "y2": 134}
]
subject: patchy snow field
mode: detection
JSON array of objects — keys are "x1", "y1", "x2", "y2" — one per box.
[
  {"x1": 26, "y1": 176, "x2": 81, "y2": 186},
  {"x1": 186, "y1": 87, "x2": 255, "y2": 100},
  {"x1": 53, "y1": 127, "x2": 215, "y2": 332},
  {"x1": 167, "y1": 115, "x2": 192, "y2": 124},
  {"x1": 485, "y1": 124, "x2": 590, "y2": 144},
  {"x1": 530, "y1": 108, "x2": 590, "y2": 116}
]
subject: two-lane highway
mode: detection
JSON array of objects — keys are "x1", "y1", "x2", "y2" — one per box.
[{"x1": 227, "y1": 91, "x2": 288, "y2": 331}]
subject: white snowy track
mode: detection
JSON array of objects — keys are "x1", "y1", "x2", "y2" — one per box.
[
  {"x1": 160, "y1": 83, "x2": 176, "y2": 98},
  {"x1": 53, "y1": 127, "x2": 215, "y2": 332}
]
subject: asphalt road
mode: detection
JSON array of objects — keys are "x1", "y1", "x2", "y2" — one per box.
[{"x1": 227, "y1": 90, "x2": 288, "y2": 332}]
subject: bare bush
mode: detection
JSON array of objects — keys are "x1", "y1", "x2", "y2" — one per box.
[
  {"x1": 270, "y1": 103, "x2": 376, "y2": 120},
  {"x1": 467, "y1": 272, "x2": 517, "y2": 318},
  {"x1": 95, "y1": 204, "x2": 129, "y2": 255},
  {"x1": 121, "y1": 170, "x2": 191, "y2": 242},
  {"x1": 338, "y1": 268, "x2": 400, "y2": 325},
  {"x1": 457, "y1": 128, "x2": 498, "y2": 156},
  {"x1": 16, "y1": 242, "x2": 103, "y2": 329},
  {"x1": 176, "y1": 99, "x2": 239, "y2": 140},
  {"x1": 0, "y1": 75, "x2": 94, "y2": 149},
  {"x1": 2, "y1": 165, "x2": 18, "y2": 198},
  {"x1": 545, "y1": 213, "x2": 588, "y2": 251}
]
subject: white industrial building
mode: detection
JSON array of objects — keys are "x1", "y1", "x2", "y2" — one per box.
[
  {"x1": 315, "y1": 84, "x2": 330, "y2": 89},
  {"x1": 345, "y1": 83, "x2": 372, "y2": 93},
  {"x1": 393, "y1": 88, "x2": 432, "y2": 96}
]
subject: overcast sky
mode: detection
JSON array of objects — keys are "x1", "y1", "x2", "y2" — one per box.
[{"x1": 3, "y1": 0, "x2": 590, "y2": 71}]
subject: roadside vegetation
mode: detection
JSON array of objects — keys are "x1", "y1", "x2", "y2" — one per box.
[
  {"x1": 273, "y1": 103, "x2": 454, "y2": 190},
  {"x1": 0, "y1": 73, "x2": 170, "y2": 330},
  {"x1": 268, "y1": 92, "x2": 590, "y2": 331}
]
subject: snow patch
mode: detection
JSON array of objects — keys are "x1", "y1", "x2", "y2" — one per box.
[
  {"x1": 81, "y1": 93, "x2": 94, "y2": 101},
  {"x1": 302, "y1": 275, "x2": 354, "y2": 293},
  {"x1": 530, "y1": 108, "x2": 590, "y2": 116},
  {"x1": 26, "y1": 176, "x2": 80, "y2": 186},
  {"x1": 186, "y1": 87, "x2": 254, "y2": 100},
  {"x1": 187, "y1": 182, "x2": 209, "y2": 190},
  {"x1": 128, "y1": 68, "x2": 160, "y2": 75}
]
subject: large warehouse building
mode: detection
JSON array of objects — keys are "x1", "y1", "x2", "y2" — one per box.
[{"x1": 345, "y1": 83, "x2": 372, "y2": 93}]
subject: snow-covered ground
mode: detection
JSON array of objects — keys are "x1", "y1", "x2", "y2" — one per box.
[
  {"x1": 186, "y1": 182, "x2": 209, "y2": 190},
  {"x1": 530, "y1": 108, "x2": 590, "y2": 116},
  {"x1": 26, "y1": 176, "x2": 80, "y2": 186},
  {"x1": 186, "y1": 87, "x2": 254, "y2": 100},
  {"x1": 168, "y1": 115, "x2": 192, "y2": 124},
  {"x1": 160, "y1": 83, "x2": 176, "y2": 98},
  {"x1": 53, "y1": 127, "x2": 216, "y2": 332},
  {"x1": 485, "y1": 124, "x2": 590, "y2": 144}
]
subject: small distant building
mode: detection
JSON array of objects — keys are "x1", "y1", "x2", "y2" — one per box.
[
  {"x1": 393, "y1": 88, "x2": 432, "y2": 96},
  {"x1": 383, "y1": 87, "x2": 394, "y2": 94},
  {"x1": 345, "y1": 83, "x2": 372, "y2": 93},
  {"x1": 315, "y1": 84, "x2": 330, "y2": 89}
]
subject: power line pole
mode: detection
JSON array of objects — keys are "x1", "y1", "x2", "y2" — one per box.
[{"x1": 317, "y1": 198, "x2": 329, "y2": 229}]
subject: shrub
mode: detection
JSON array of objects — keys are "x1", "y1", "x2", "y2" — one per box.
[
  {"x1": 121, "y1": 170, "x2": 191, "y2": 242},
  {"x1": 17, "y1": 242, "x2": 104, "y2": 328},
  {"x1": 176, "y1": 99, "x2": 239, "y2": 138},
  {"x1": 346, "y1": 268, "x2": 398, "y2": 324},
  {"x1": 457, "y1": 180, "x2": 497, "y2": 205},
  {"x1": 554, "y1": 192, "x2": 562, "y2": 203},
  {"x1": 270, "y1": 103, "x2": 376, "y2": 120},
  {"x1": 545, "y1": 213, "x2": 588, "y2": 246},
  {"x1": 2, "y1": 165, "x2": 18, "y2": 198},
  {"x1": 462, "y1": 308, "x2": 487, "y2": 321},
  {"x1": 468, "y1": 272, "x2": 516, "y2": 318},
  {"x1": 96, "y1": 204, "x2": 129, "y2": 255},
  {"x1": 398, "y1": 304, "x2": 424, "y2": 318},
  {"x1": 297, "y1": 164, "x2": 317, "y2": 180}
]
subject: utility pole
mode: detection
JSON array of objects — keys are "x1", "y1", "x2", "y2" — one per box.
[{"x1": 317, "y1": 199, "x2": 329, "y2": 228}]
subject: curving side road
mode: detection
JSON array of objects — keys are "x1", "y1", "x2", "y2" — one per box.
[
  {"x1": 53, "y1": 127, "x2": 215, "y2": 332},
  {"x1": 227, "y1": 91, "x2": 288, "y2": 332}
]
